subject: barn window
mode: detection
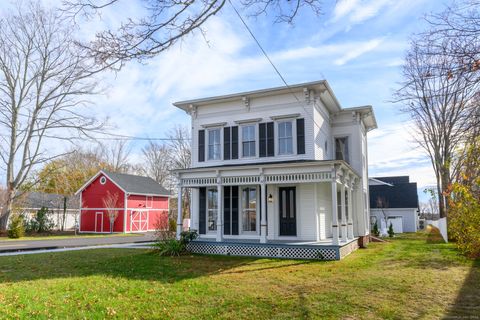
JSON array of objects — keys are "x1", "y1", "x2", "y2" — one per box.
[{"x1": 100, "y1": 176, "x2": 107, "y2": 185}]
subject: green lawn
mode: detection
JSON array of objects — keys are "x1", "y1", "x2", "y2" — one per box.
[{"x1": 0, "y1": 233, "x2": 478, "y2": 319}]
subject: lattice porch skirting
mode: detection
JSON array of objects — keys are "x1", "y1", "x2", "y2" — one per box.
[{"x1": 187, "y1": 239, "x2": 359, "y2": 260}]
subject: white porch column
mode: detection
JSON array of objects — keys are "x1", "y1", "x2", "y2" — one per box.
[
  {"x1": 347, "y1": 181, "x2": 354, "y2": 239},
  {"x1": 340, "y1": 183, "x2": 348, "y2": 242},
  {"x1": 216, "y1": 179, "x2": 223, "y2": 242},
  {"x1": 176, "y1": 185, "x2": 183, "y2": 240},
  {"x1": 260, "y1": 181, "x2": 267, "y2": 243},
  {"x1": 331, "y1": 178, "x2": 339, "y2": 246}
]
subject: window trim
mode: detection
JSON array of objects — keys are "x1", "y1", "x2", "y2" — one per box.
[
  {"x1": 240, "y1": 124, "x2": 257, "y2": 158},
  {"x1": 207, "y1": 128, "x2": 222, "y2": 161},
  {"x1": 276, "y1": 120, "x2": 295, "y2": 156}
]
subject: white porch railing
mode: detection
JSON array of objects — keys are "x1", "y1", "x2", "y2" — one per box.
[{"x1": 180, "y1": 171, "x2": 332, "y2": 187}]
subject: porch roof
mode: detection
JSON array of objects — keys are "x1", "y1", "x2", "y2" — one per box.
[
  {"x1": 175, "y1": 160, "x2": 360, "y2": 187},
  {"x1": 175, "y1": 159, "x2": 357, "y2": 174}
]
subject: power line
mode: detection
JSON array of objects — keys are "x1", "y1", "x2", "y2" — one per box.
[
  {"x1": 0, "y1": 111, "x2": 190, "y2": 141},
  {"x1": 227, "y1": 0, "x2": 323, "y2": 130}
]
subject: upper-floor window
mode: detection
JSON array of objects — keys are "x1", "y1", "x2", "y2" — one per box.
[
  {"x1": 278, "y1": 121, "x2": 293, "y2": 155},
  {"x1": 208, "y1": 128, "x2": 221, "y2": 160},
  {"x1": 242, "y1": 125, "x2": 256, "y2": 157},
  {"x1": 335, "y1": 137, "x2": 349, "y2": 163}
]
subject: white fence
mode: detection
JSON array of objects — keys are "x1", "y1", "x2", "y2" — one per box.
[{"x1": 426, "y1": 218, "x2": 448, "y2": 242}]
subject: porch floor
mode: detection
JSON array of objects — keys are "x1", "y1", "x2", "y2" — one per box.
[
  {"x1": 194, "y1": 237, "x2": 358, "y2": 247},
  {"x1": 188, "y1": 237, "x2": 360, "y2": 260}
]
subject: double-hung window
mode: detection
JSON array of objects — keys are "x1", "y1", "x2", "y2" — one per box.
[
  {"x1": 207, "y1": 188, "x2": 218, "y2": 231},
  {"x1": 278, "y1": 121, "x2": 293, "y2": 155},
  {"x1": 208, "y1": 129, "x2": 221, "y2": 160},
  {"x1": 242, "y1": 125, "x2": 256, "y2": 157},
  {"x1": 335, "y1": 137, "x2": 349, "y2": 163}
]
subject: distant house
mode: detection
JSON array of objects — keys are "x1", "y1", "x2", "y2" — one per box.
[
  {"x1": 76, "y1": 170, "x2": 170, "y2": 233},
  {"x1": 369, "y1": 176, "x2": 419, "y2": 233},
  {"x1": 12, "y1": 192, "x2": 79, "y2": 230}
]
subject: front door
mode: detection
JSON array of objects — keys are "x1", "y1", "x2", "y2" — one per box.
[
  {"x1": 279, "y1": 187, "x2": 296, "y2": 236},
  {"x1": 95, "y1": 212, "x2": 103, "y2": 232}
]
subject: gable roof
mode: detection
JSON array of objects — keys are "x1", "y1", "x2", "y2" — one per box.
[
  {"x1": 14, "y1": 192, "x2": 79, "y2": 209},
  {"x1": 369, "y1": 176, "x2": 419, "y2": 209},
  {"x1": 75, "y1": 170, "x2": 170, "y2": 196}
]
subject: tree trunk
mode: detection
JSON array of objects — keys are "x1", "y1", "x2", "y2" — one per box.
[
  {"x1": 0, "y1": 187, "x2": 16, "y2": 231},
  {"x1": 62, "y1": 196, "x2": 67, "y2": 231}
]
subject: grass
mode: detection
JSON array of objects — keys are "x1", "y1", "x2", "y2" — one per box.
[
  {"x1": 0, "y1": 232, "x2": 143, "y2": 241},
  {"x1": 0, "y1": 233, "x2": 478, "y2": 319}
]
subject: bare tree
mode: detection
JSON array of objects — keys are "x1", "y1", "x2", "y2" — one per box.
[
  {"x1": 167, "y1": 125, "x2": 191, "y2": 219},
  {"x1": 0, "y1": 3, "x2": 103, "y2": 230},
  {"x1": 99, "y1": 140, "x2": 132, "y2": 173},
  {"x1": 102, "y1": 191, "x2": 119, "y2": 233},
  {"x1": 167, "y1": 125, "x2": 191, "y2": 171},
  {"x1": 395, "y1": 28, "x2": 480, "y2": 219},
  {"x1": 141, "y1": 141, "x2": 171, "y2": 186},
  {"x1": 63, "y1": 0, "x2": 322, "y2": 67}
]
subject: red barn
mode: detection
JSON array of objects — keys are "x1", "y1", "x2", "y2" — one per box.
[{"x1": 76, "y1": 170, "x2": 170, "y2": 233}]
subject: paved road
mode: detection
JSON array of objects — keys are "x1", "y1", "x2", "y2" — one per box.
[
  {"x1": 0, "y1": 233, "x2": 156, "y2": 253},
  {"x1": 0, "y1": 242, "x2": 154, "y2": 257}
]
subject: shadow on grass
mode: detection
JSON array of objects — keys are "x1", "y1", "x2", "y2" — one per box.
[
  {"x1": 444, "y1": 259, "x2": 480, "y2": 319},
  {"x1": 0, "y1": 249, "x2": 316, "y2": 284}
]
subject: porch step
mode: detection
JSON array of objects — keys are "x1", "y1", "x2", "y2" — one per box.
[{"x1": 369, "y1": 235, "x2": 387, "y2": 242}]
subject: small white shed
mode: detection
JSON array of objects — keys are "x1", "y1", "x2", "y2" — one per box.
[{"x1": 369, "y1": 176, "x2": 419, "y2": 233}]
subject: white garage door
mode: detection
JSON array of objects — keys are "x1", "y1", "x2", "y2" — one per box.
[{"x1": 387, "y1": 216, "x2": 403, "y2": 233}]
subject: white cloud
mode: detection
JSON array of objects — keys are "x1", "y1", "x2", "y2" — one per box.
[
  {"x1": 368, "y1": 122, "x2": 436, "y2": 190},
  {"x1": 350, "y1": 0, "x2": 393, "y2": 23},
  {"x1": 332, "y1": 0, "x2": 360, "y2": 22},
  {"x1": 330, "y1": 0, "x2": 397, "y2": 26},
  {"x1": 334, "y1": 38, "x2": 384, "y2": 65}
]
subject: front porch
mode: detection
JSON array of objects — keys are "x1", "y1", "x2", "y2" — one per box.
[{"x1": 175, "y1": 160, "x2": 369, "y2": 260}]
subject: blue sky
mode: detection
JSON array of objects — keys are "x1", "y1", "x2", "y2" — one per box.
[{"x1": 2, "y1": 0, "x2": 446, "y2": 203}]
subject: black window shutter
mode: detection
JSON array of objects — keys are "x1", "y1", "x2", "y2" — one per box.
[
  {"x1": 223, "y1": 186, "x2": 231, "y2": 235},
  {"x1": 231, "y1": 126, "x2": 238, "y2": 159},
  {"x1": 259, "y1": 123, "x2": 266, "y2": 157},
  {"x1": 296, "y1": 118, "x2": 305, "y2": 154},
  {"x1": 224, "y1": 127, "x2": 231, "y2": 160},
  {"x1": 267, "y1": 122, "x2": 274, "y2": 157},
  {"x1": 198, "y1": 130, "x2": 205, "y2": 162},
  {"x1": 199, "y1": 187, "x2": 206, "y2": 234},
  {"x1": 231, "y1": 186, "x2": 239, "y2": 235}
]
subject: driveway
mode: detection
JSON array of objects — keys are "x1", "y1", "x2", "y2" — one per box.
[{"x1": 0, "y1": 233, "x2": 156, "y2": 253}]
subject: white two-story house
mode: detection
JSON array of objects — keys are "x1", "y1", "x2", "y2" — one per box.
[{"x1": 174, "y1": 80, "x2": 377, "y2": 260}]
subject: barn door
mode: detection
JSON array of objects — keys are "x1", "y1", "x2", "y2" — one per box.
[
  {"x1": 95, "y1": 212, "x2": 103, "y2": 233},
  {"x1": 279, "y1": 187, "x2": 296, "y2": 236},
  {"x1": 131, "y1": 211, "x2": 148, "y2": 232}
]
